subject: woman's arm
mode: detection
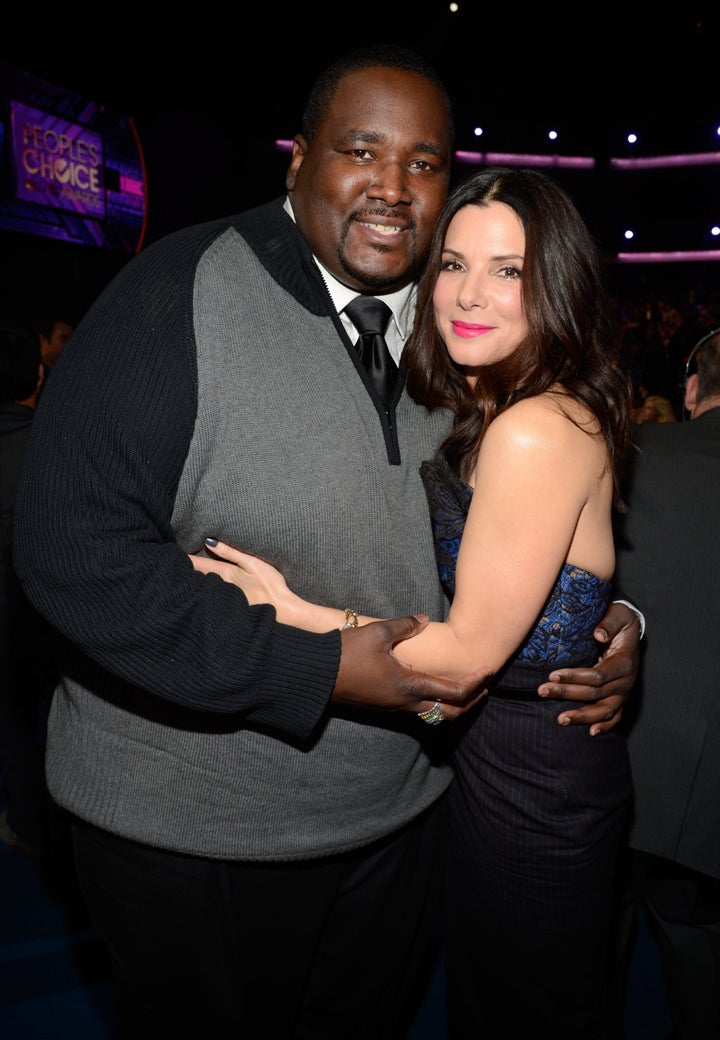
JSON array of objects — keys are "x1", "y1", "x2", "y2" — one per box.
[
  {"x1": 192, "y1": 539, "x2": 352, "y2": 633},
  {"x1": 193, "y1": 397, "x2": 609, "y2": 683}
]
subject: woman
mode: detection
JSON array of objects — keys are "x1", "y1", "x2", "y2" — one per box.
[{"x1": 192, "y1": 167, "x2": 634, "y2": 1038}]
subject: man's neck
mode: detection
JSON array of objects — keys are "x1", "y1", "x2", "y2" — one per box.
[{"x1": 691, "y1": 396, "x2": 720, "y2": 419}]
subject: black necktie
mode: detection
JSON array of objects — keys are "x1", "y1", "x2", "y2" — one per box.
[{"x1": 344, "y1": 296, "x2": 396, "y2": 409}]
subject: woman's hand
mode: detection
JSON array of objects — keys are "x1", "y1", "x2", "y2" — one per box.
[
  {"x1": 190, "y1": 538, "x2": 293, "y2": 613},
  {"x1": 191, "y1": 539, "x2": 353, "y2": 634}
]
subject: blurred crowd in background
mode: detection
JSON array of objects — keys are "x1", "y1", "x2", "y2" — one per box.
[{"x1": 610, "y1": 277, "x2": 720, "y2": 423}]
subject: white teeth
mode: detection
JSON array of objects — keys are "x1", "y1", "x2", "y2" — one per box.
[{"x1": 361, "y1": 222, "x2": 401, "y2": 235}]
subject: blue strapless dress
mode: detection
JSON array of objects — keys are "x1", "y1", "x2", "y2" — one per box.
[{"x1": 419, "y1": 451, "x2": 631, "y2": 945}]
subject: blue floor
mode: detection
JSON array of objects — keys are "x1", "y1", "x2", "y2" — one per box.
[{"x1": 0, "y1": 813, "x2": 672, "y2": 1040}]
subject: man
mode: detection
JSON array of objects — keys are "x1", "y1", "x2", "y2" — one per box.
[
  {"x1": 13, "y1": 45, "x2": 640, "y2": 1039},
  {"x1": 0, "y1": 321, "x2": 55, "y2": 857},
  {"x1": 608, "y1": 329, "x2": 720, "y2": 1039},
  {"x1": 30, "y1": 312, "x2": 74, "y2": 378}
]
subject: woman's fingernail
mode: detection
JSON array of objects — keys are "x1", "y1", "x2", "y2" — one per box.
[{"x1": 205, "y1": 537, "x2": 218, "y2": 547}]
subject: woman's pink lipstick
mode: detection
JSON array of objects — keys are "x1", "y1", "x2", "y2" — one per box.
[{"x1": 451, "y1": 321, "x2": 494, "y2": 339}]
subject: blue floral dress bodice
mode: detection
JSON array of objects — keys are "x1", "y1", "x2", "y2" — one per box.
[{"x1": 419, "y1": 454, "x2": 611, "y2": 667}]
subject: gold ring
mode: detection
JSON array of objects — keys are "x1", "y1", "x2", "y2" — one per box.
[{"x1": 418, "y1": 700, "x2": 445, "y2": 725}]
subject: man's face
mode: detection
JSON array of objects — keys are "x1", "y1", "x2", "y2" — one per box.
[
  {"x1": 41, "y1": 320, "x2": 73, "y2": 367},
  {"x1": 287, "y1": 67, "x2": 452, "y2": 294}
]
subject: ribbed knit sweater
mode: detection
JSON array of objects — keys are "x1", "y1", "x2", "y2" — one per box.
[{"x1": 13, "y1": 198, "x2": 454, "y2": 860}]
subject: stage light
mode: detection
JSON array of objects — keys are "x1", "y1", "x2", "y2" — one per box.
[
  {"x1": 454, "y1": 150, "x2": 595, "y2": 169},
  {"x1": 610, "y1": 152, "x2": 720, "y2": 169},
  {"x1": 617, "y1": 250, "x2": 720, "y2": 263}
]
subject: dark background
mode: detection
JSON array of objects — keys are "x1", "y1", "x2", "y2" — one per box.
[{"x1": 2, "y1": 4, "x2": 720, "y2": 322}]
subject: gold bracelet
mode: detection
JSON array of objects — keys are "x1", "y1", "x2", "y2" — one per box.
[{"x1": 342, "y1": 608, "x2": 359, "y2": 629}]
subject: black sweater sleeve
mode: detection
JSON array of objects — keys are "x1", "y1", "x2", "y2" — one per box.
[{"x1": 12, "y1": 225, "x2": 339, "y2": 739}]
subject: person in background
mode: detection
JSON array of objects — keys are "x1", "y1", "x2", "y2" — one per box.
[
  {"x1": 0, "y1": 320, "x2": 56, "y2": 857},
  {"x1": 195, "y1": 166, "x2": 636, "y2": 1039},
  {"x1": 12, "y1": 46, "x2": 641, "y2": 1040},
  {"x1": 30, "y1": 312, "x2": 74, "y2": 380},
  {"x1": 605, "y1": 327, "x2": 720, "y2": 1040},
  {"x1": 632, "y1": 383, "x2": 677, "y2": 423}
]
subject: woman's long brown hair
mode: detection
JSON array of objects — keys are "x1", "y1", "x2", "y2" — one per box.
[{"x1": 403, "y1": 166, "x2": 633, "y2": 503}]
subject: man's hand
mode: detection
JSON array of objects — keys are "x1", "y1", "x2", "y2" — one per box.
[
  {"x1": 333, "y1": 614, "x2": 489, "y2": 721},
  {"x1": 537, "y1": 602, "x2": 641, "y2": 735}
]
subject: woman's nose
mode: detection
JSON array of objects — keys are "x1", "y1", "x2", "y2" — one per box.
[{"x1": 456, "y1": 277, "x2": 487, "y2": 310}]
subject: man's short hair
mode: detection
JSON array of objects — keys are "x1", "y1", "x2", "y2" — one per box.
[
  {"x1": 686, "y1": 328, "x2": 720, "y2": 402},
  {"x1": 301, "y1": 43, "x2": 455, "y2": 147}
]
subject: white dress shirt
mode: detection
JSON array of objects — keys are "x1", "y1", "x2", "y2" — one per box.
[{"x1": 283, "y1": 196, "x2": 414, "y2": 364}]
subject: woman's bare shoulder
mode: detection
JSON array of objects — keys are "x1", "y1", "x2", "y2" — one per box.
[{"x1": 494, "y1": 390, "x2": 598, "y2": 437}]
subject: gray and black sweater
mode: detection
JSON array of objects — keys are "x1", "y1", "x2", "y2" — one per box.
[{"x1": 13, "y1": 197, "x2": 454, "y2": 860}]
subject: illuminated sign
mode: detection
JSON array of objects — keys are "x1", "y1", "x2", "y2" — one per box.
[
  {"x1": 0, "y1": 62, "x2": 146, "y2": 254},
  {"x1": 11, "y1": 101, "x2": 106, "y2": 218}
]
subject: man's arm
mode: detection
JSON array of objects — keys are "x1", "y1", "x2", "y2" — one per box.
[
  {"x1": 13, "y1": 238, "x2": 486, "y2": 736},
  {"x1": 12, "y1": 242, "x2": 343, "y2": 739},
  {"x1": 612, "y1": 599, "x2": 645, "y2": 637},
  {"x1": 336, "y1": 615, "x2": 489, "y2": 720},
  {"x1": 537, "y1": 601, "x2": 642, "y2": 735}
]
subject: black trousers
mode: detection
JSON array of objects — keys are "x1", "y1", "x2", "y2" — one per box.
[{"x1": 71, "y1": 796, "x2": 447, "y2": 1040}]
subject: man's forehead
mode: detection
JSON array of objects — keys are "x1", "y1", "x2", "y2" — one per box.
[
  {"x1": 328, "y1": 71, "x2": 450, "y2": 141},
  {"x1": 335, "y1": 66, "x2": 442, "y2": 101}
]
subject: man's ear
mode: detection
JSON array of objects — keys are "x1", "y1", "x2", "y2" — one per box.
[
  {"x1": 684, "y1": 371, "x2": 699, "y2": 414},
  {"x1": 285, "y1": 135, "x2": 308, "y2": 192}
]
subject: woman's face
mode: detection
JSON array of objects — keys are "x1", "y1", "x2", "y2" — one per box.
[{"x1": 433, "y1": 200, "x2": 528, "y2": 378}]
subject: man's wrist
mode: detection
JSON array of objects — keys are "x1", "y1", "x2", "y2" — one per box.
[{"x1": 612, "y1": 599, "x2": 645, "y2": 639}]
